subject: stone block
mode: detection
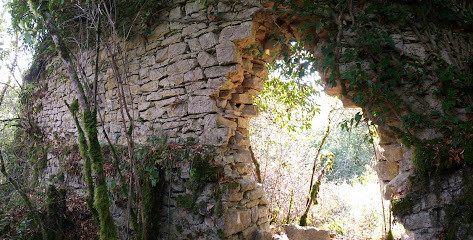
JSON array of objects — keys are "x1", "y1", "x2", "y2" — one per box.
[
  {"x1": 185, "y1": 81, "x2": 206, "y2": 93},
  {"x1": 403, "y1": 211, "x2": 432, "y2": 230},
  {"x1": 159, "y1": 74, "x2": 184, "y2": 87},
  {"x1": 187, "y1": 38, "x2": 201, "y2": 52},
  {"x1": 244, "y1": 186, "x2": 264, "y2": 200},
  {"x1": 217, "y1": 115, "x2": 237, "y2": 128},
  {"x1": 207, "y1": 77, "x2": 233, "y2": 90},
  {"x1": 162, "y1": 33, "x2": 182, "y2": 46},
  {"x1": 216, "y1": 41, "x2": 241, "y2": 65},
  {"x1": 241, "y1": 105, "x2": 259, "y2": 117},
  {"x1": 162, "y1": 88, "x2": 184, "y2": 98},
  {"x1": 283, "y1": 225, "x2": 330, "y2": 240},
  {"x1": 254, "y1": 230, "x2": 272, "y2": 240},
  {"x1": 219, "y1": 22, "x2": 254, "y2": 43},
  {"x1": 376, "y1": 160, "x2": 399, "y2": 182},
  {"x1": 376, "y1": 143, "x2": 404, "y2": 162},
  {"x1": 234, "y1": 150, "x2": 252, "y2": 163},
  {"x1": 185, "y1": 2, "x2": 202, "y2": 15},
  {"x1": 237, "y1": 117, "x2": 249, "y2": 128},
  {"x1": 155, "y1": 47, "x2": 168, "y2": 62},
  {"x1": 200, "y1": 127, "x2": 231, "y2": 146},
  {"x1": 141, "y1": 107, "x2": 165, "y2": 121},
  {"x1": 184, "y1": 67, "x2": 204, "y2": 82},
  {"x1": 242, "y1": 76, "x2": 264, "y2": 90},
  {"x1": 197, "y1": 52, "x2": 218, "y2": 68},
  {"x1": 242, "y1": 224, "x2": 258, "y2": 239},
  {"x1": 167, "y1": 102, "x2": 188, "y2": 117},
  {"x1": 169, "y1": 6, "x2": 182, "y2": 20},
  {"x1": 150, "y1": 22, "x2": 169, "y2": 40},
  {"x1": 146, "y1": 92, "x2": 163, "y2": 101},
  {"x1": 204, "y1": 65, "x2": 239, "y2": 78},
  {"x1": 188, "y1": 96, "x2": 215, "y2": 114},
  {"x1": 238, "y1": 178, "x2": 257, "y2": 192},
  {"x1": 149, "y1": 68, "x2": 166, "y2": 81},
  {"x1": 231, "y1": 93, "x2": 253, "y2": 104},
  {"x1": 138, "y1": 101, "x2": 152, "y2": 112},
  {"x1": 139, "y1": 81, "x2": 159, "y2": 92},
  {"x1": 182, "y1": 23, "x2": 207, "y2": 36},
  {"x1": 224, "y1": 209, "x2": 252, "y2": 236},
  {"x1": 199, "y1": 32, "x2": 219, "y2": 50},
  {"x1": 166, "y1": 59, "x2": 197, "y2": 75},
  {"x1": 168, "y1": 42, "x2": 187, "y2": 59}
]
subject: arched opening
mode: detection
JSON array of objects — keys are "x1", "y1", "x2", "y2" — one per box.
[{"x1": 215, "y1": 9, "x2": 411, "y2": 239}]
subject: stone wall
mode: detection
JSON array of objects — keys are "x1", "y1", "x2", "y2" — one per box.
[
  {"x1": 33, "y1": 1, "x2": 272, "y2": 239},
  {"x1": 28, "y1": 0, "x2": 472, "y2": 239}
]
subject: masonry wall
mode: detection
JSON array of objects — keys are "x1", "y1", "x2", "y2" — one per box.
[
  {"x1": 29, "y1": 0, "x2": 472, "y2": 239},
  {"x1": 33, "y1": 1, "x2": 272, "y2": 239}
]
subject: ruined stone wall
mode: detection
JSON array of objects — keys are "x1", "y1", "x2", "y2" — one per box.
[
  {"x1": 33, "y1": 1, "x2": 272, "y2": 239},
  {"x1": 29, "y1": 0, "x2": 472, "y2": 239}
]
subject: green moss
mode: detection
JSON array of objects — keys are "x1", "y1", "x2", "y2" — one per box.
[
  {"x1": 190, "y1": 153, "x2": 219, "y2": 192},
  {"x1": 83, "y1": 110, "x2": 117, "y2": 240},
  {"x1": 176, "y1": 194, "x2": 196, "y2": 211},
  {"x1": 176, "y1": 225, "x2": 183, "y2": 233},
  {"x1": 69, "y1": 104, "x2": 98, "y2": 224},
  {"x1": 217, "y1": 229, "x2": 224, "y2": 239},
  {"x1": 140, "y1": 167, "x2": 165, "y2": 239},
  {"x1": 391, "y1": 193, "x2": 414, "y2": 217},
  {"x1": 213, "y1": 185, "x2": 225, "y2": 217},
  {"x1": 299, "y1": 214, "x2": 308, "y2": 226},
  {"x1": 412, "y1": 144, "x2": 434, "y2": 174},
  {"x1": 45, "y1": 185, "x2": 66, "y2": 240},
  {"x1": 177, "y1": 193, "x2": 213, "y2": 215}
]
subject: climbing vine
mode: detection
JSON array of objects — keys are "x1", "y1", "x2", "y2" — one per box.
[{"x1": 268, "y1": 0, "x2": 473, "y2": 174}]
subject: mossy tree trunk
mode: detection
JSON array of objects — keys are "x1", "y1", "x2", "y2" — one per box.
[
  {"x1": 26, "y1": 1, "x2": 117, "y2": 239},
  {"x1": 45, "y1": 185, "x2": 66, "y2": 240},
  {"x1": 68, "y1": 101, "x2": 99, "y2": 224}
]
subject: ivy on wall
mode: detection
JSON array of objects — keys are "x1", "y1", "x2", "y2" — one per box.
[{"x1": 267, "y1": 0, "x2": 473, "y2": 174}]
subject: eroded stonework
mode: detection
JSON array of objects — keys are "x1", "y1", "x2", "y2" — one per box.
[{"x1": 29, "y1": 0, "x2": 472, "y2": 239}]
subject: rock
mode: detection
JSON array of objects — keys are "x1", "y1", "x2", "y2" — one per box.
[
  {"x1": 168, "y1": 42, "x2": 187, "y2": 59},
  {"x1": 219, "y1": 22, "x2": 254, "y2": 42},
  {"x1": 231, "y1": 93, "x2": 253, "y2": 104},
  {"x1": 244, "y1": 186, "x2": 264, "y2": 200},
  {"x1": 199, "y1": 32, "x2": 219, "y2": 50},
  {"x1": 283, "y1": 225, "x2": 330, "y2": 240},
  {"x1": 155, "y1": 47, "x2": 168, "y2": 62},
  {"x1": 199, "y1": 127, "x2": 231, "y2": 146},
  {"x1": 166, "y1": 59, "x2": 197, "y2": 75},
  {"x1": 187, "y1": 38, "x2": 201, "y2": 52},
  {"x1": 376, "y1": 160, "x2": 399, "y2": 182},
  {"x1": 197, "y1": 52, "x2": 218, "y2": 68},
  {"x1": 149, "y1": 68, "x2": 166, "y2": 81},
  {"x1": 204, "y1": 65, "x2": 239, "y2": 78},
  {"x1": 216, "y1": 41, "x2": 241, "y2": 65},
  {"x1": 139, "y1": 81, "x2": 159, "y2": 92},
  {"x1": 224, "y1": 209, "x2": 252, "y2": 236},
  {"x1": 184, "y1": 68, "x2": 204, "y2": 83},
  {"x1": 384, "y1": 171, "x2": 410, "y2": 199},
  {"x1": 162, "y1": 33, "x2": 182, "y2": 46},
  {"x1": 238, "y1": 178, "x2": 257, "y2": 192},
  {"x1": 376, "y1": 143, "x2": 404, "y2": 162},
  {"x1": 185, "y1": 2, "x2": 202, "y2": 15},
  {"x1": 188, "y1": 96, "x2": 215, "y2": 114},
  {"x1": 169, "y1": 6, "x2": 182, "y2": 20},
  {"x1": 253, "y1": 230, "x2": 272, "y2": 240}
]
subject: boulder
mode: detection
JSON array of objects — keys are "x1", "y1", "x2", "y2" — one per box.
[{"x1": 283, "y1": 225, "x2": 330, "y2": 240}]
